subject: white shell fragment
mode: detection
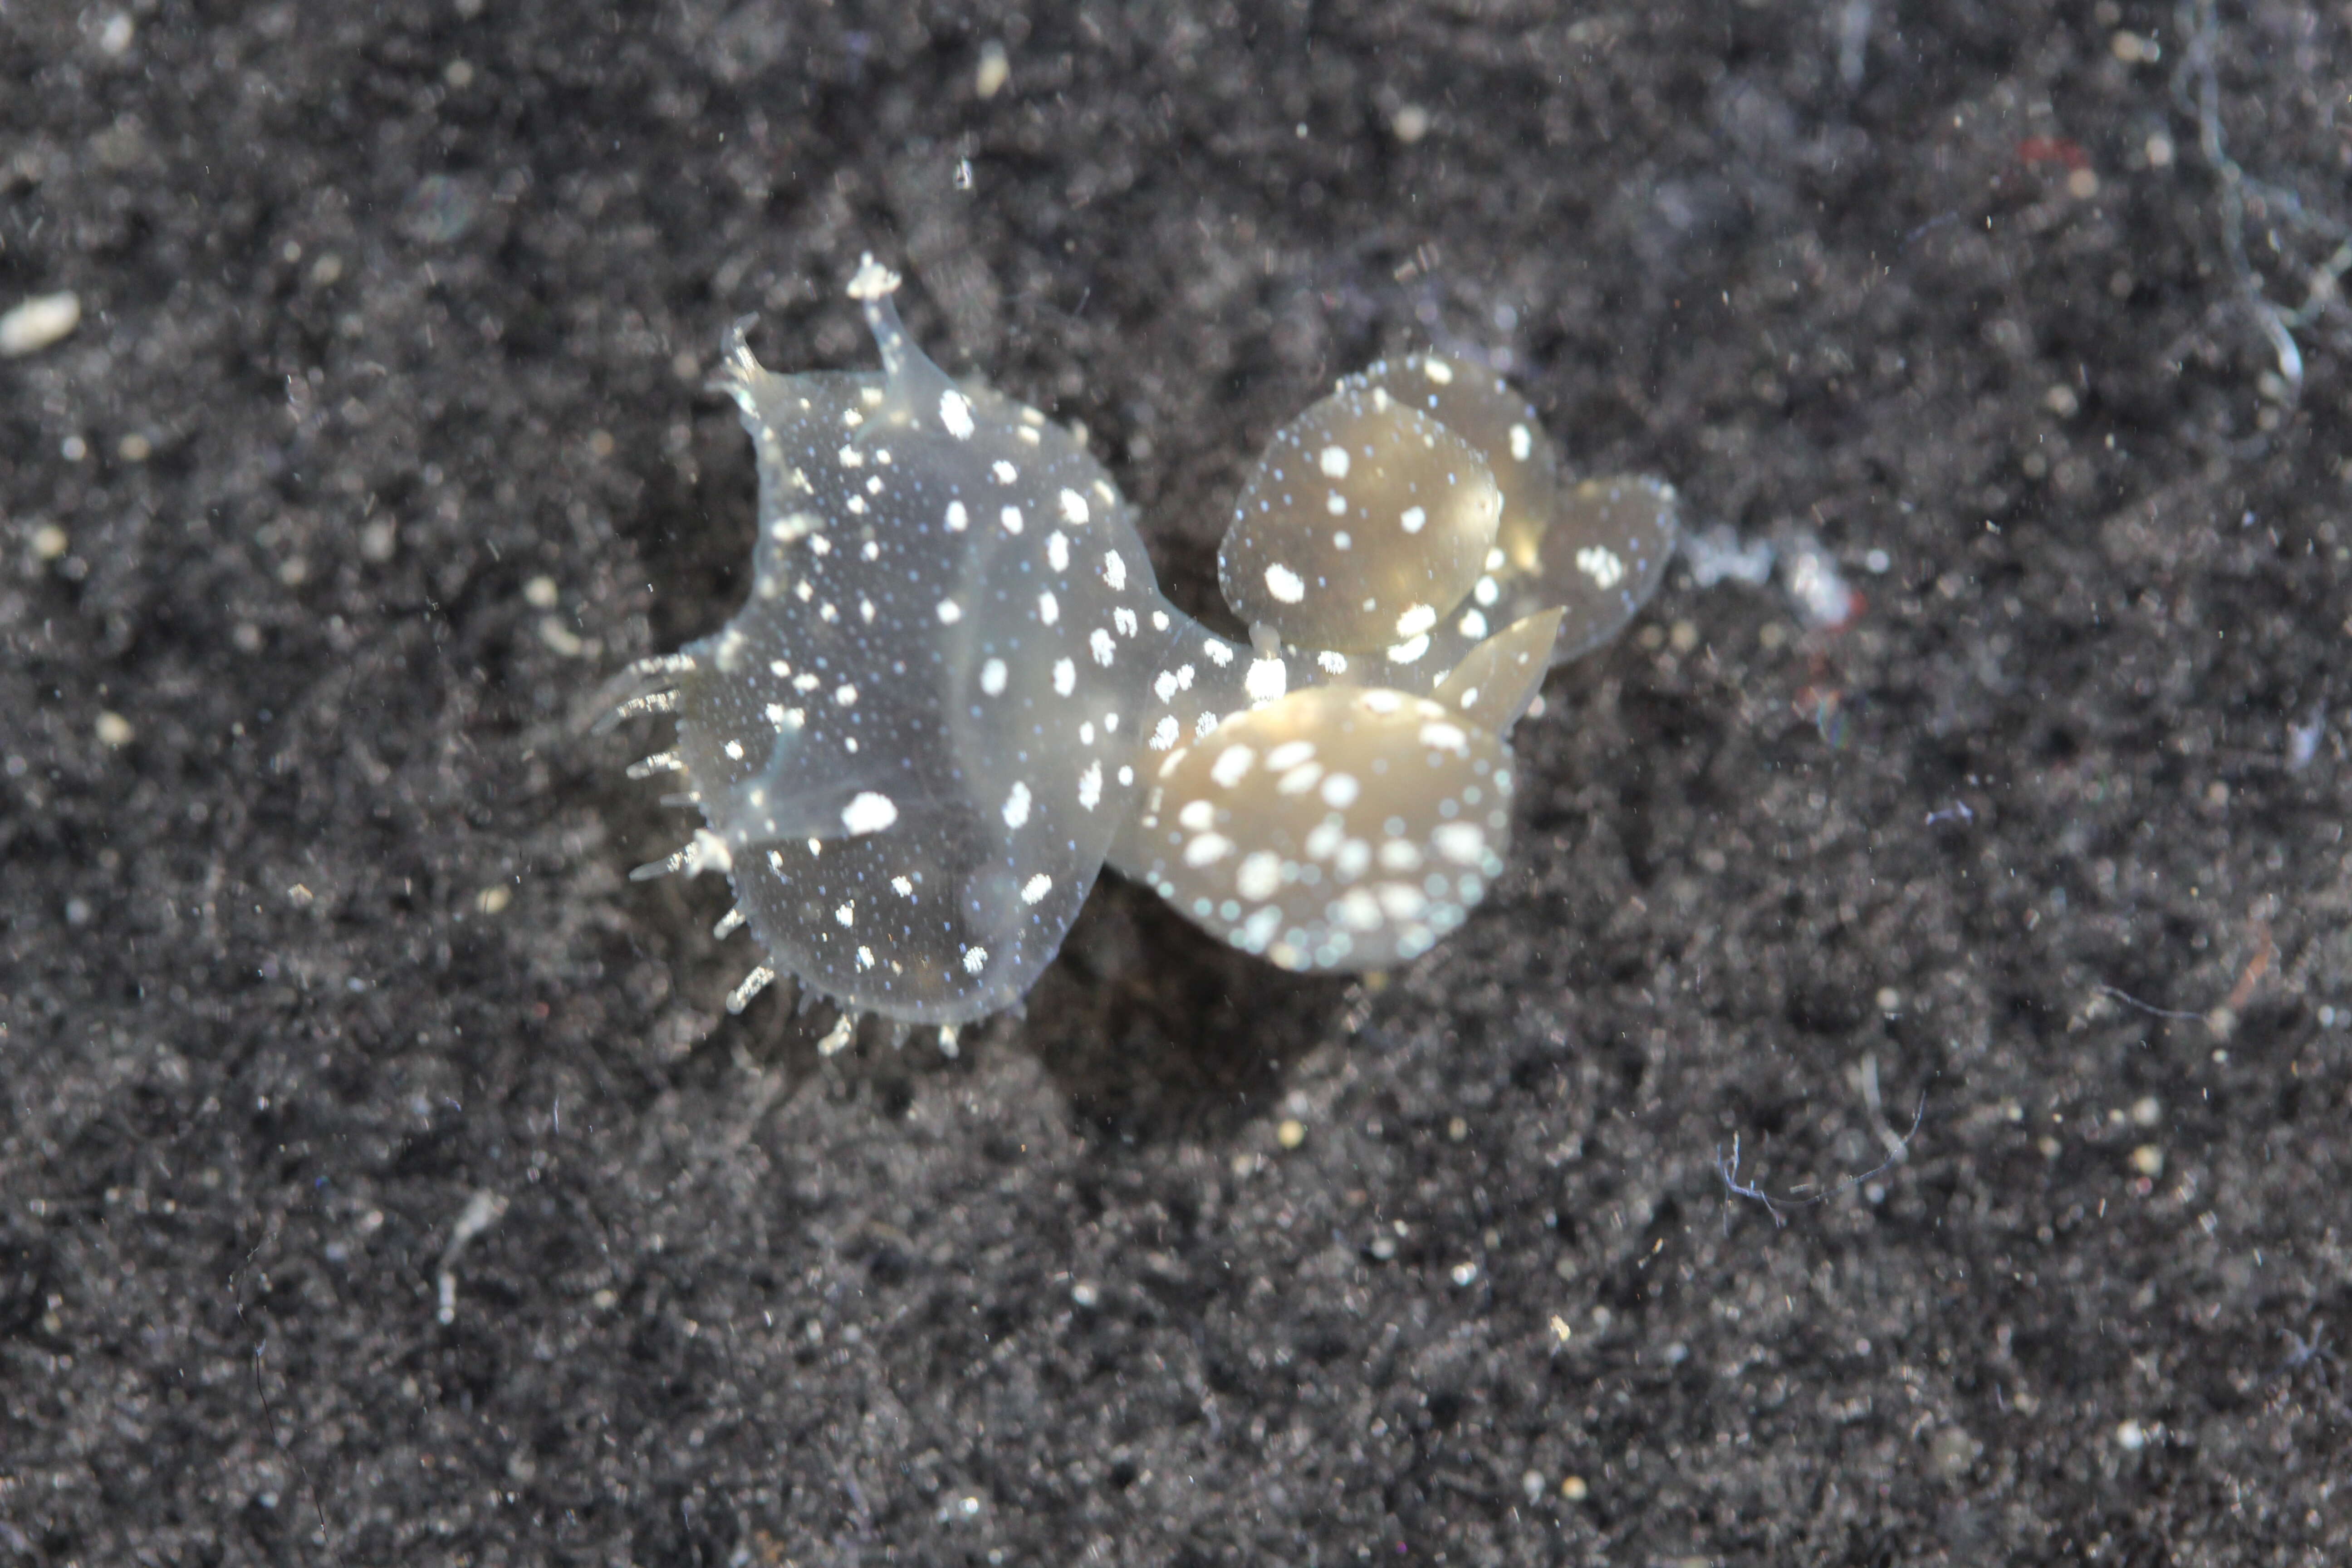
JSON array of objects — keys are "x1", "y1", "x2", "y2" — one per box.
[
  {"x1": 603, "y1": 256, "x2": 1676, "y2": 1031},
  {"x1": 0, "y1": 292, "x2": 82, "y2": 358}
]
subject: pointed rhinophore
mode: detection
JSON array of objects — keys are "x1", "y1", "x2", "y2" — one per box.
[{"x1": 1430, "y1": 608, "x2": 1562, "y2": 734}]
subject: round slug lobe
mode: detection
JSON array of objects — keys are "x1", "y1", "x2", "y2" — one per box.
[
  {"x1": 1132, "y1": 685, "x2": 1514, "y2": 973},
  {"x1": 1508, "y1": 474, "x2": 1681, "y2": 663},
  {"x1": 1350, "y1": 355, "x2": 1563, "y2": 572},
  {"x1": 1219, "y1": 388, "x2": 1501, "y2": 653}
]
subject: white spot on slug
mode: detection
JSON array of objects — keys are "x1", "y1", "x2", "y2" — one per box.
[
  {"x1": 1431, "y1": 822, "x2": 1488, "y2": 865},
  {"x1": 1334, "y1": 838, "x2": 1372, "y2": 881},
  {"x1": 1276, "y1": 762, "x2": 1324, "y2": 795},
  {"x1": 840, "y1": 792, "x2": 898, "y2": 835},
  {"x1": 939, "y1": 389, "x2": 976, "y2": 438},
  {"x1": 1236, "y1": 851, "x2": 1284, "y2": 901},
  {"x1": 1183, "y1": 832, "x2": 1235, "y2": 867},
  {"x1": 1387, "y1": 634, "x2": 1431, "y2": 664},
  {"x1": 1210, "y1": 745, "x2": 1256, "y2": 788}
]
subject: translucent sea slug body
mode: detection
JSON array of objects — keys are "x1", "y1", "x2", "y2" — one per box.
[{"x1": 601, "y1": 258, "x2": 1676, "y2": 1039}]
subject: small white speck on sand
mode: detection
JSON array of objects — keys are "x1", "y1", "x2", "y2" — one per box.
[{"x1": 0, "y1": 292, "x2": 81, "y2": 358}]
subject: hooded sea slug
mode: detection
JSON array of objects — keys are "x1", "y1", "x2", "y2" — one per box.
[{"x1": 598, "y1": 258, "x2": 1675, "y2": 1053}]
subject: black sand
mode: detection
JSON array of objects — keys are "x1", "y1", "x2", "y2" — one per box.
[{"x1": 3, "y1": 1, "x2": 2348, "y2": 1562}]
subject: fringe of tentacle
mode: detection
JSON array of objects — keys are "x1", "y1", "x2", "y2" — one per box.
[{"x1": 593, "y1": 654, "x2": 969, "y2": 1059}]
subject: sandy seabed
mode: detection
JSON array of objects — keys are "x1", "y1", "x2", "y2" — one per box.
[{"x1": 3, "y1": 2, "x2": 2348, "y2": 1563}]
